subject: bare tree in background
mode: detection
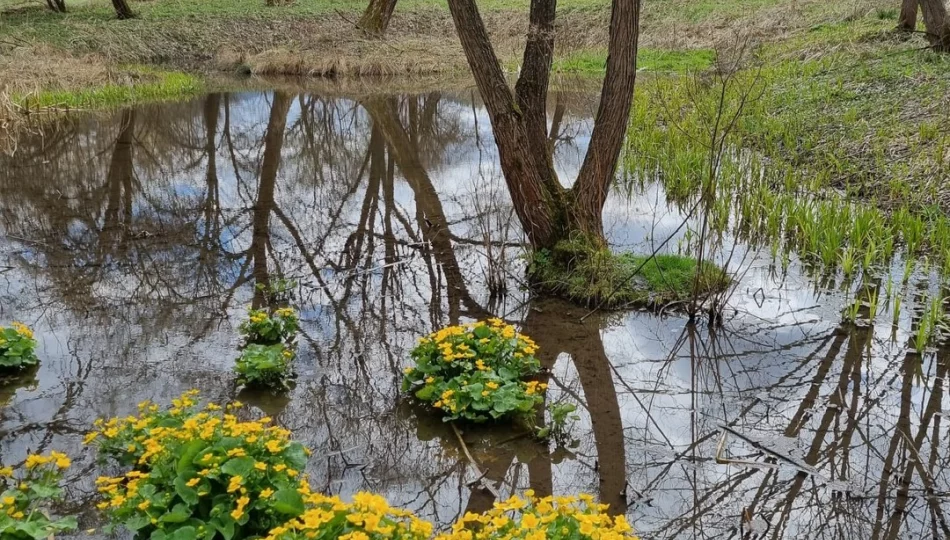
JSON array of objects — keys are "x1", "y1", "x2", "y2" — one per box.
[
  {"x1": 45, "y1": 0, "x2": 66, "y2": 13},
  {"x1": 445, "y1": 0, "x2": 641, "y2": 249},
  {"x1": 358, "y1": 0, "x2": 398, "y2": 35},
  {"x1": 111, "y1": 0, "x2": 135, "y2": 19}
]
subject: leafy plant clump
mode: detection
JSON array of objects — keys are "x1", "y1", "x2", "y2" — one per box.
[
  {"x1": 435, "y1": 492, "x2": 638, "y2": 540},
  {"x1": 0, "y1": 323, "x2": 39, "y2": 372},
  {"x1": 235, "y1": 306, "x2": 299, "y2": 389},
  {"x1": 235, "y1": 343, "x2": 296, "y2": 388},
  {"x1": 238, "y1": 307, "x2": 299, "y2": 345},
  {"x1": 0, "y1": 452, "x2": 78, "y2": 539},
  {"x1": 263, "y1": 491, "x2": 434, "y2": 540},
  {"x1": 402, "y1": 320, "x2": 546, "y2": 423},
  {"x1": 529, "y1": 235, "x2": 729, "y2": 309},
  {"x1": 86, "y1": 390, "x2": 311, "y2": 540}
]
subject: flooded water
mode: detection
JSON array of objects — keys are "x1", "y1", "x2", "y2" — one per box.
[{"x1": 0, "y1": 85, "x2": 948, "y2": 539}]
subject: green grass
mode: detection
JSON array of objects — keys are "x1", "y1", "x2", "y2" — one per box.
[
  {"x1": 14, "y1": 68, "x2": 203, "y2": 109},
  {"x1": 529, "y1": 235, "x2": 729, "y2": 308},
  {"x1": 553, "y1": 48, "x2": 715, "y2": 73},
  {"x1": 624, "y1": 9, "x2": 950, "y2": 287}
]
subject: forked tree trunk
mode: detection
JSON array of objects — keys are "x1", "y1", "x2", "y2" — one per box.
[
  {"x1": 920, "y1": 0, "x2": 950, "y2": 50},
  {"x1": 111, "y1": 0, "x2": 135, "y2": 19},
  {"x1": 358, "y1": 0, "x2": 398, "y2": 35},
  {"x1": 898, "y1": 0, "x2": 918, "y2": 32},
  {"x1": 46, "y1": 0, "x2": 66, "y2": 13},
  {"x1": 445, "y1": 0, "x2": 641, "y2": 249}
]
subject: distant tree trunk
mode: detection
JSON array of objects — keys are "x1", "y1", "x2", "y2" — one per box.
[
  {"x1": 445, "y1": 0, "x2": 640, "y2": 249},
  {"x1": 45, "y1": 0, "x2": 66, "y2": 13},
  {"x1": 920, "y1": 0, "x2": 950, "y2": 50},
  {"x1": 358, "y1": 0, "x2": 398, "y2": 35},
  {"x1": 898, "y1": 0, "x2": 918, "y2": 31},
  {"x1": 111, "y1": 0, "x2": 135, "y2": 19}
]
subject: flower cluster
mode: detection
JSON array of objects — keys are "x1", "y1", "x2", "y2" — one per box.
[
  {"x1": 264, "y1": 491, "x2": 434, "y2": 540},
  {"x1": 436, "y1": 492, "x2": 637, "y2": 540},
  {"x1": 239, "y1": 307, "x2": 299, "y2": 345},
  {"x1": 0, "y1": 322, "x2": 39, "y2": 372},
  {"x1": 236, "y1": 307, "x2": 299, "y2": 389},
  {"x1": 402, "y1": 319, "x2": 545, "y2": 423},
  {"x1": 86, "y1": 390, "x2": 312, "y2": 539},
  {"x1": 0, "y1": 452, "x2": 77, "y2": 539}
]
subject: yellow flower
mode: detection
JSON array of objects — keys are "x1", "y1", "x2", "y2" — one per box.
[
  {"x1": 186, "y1": 478, "x2": 200, "y2": 487},
  {"x1": 0, "y1": 467, "x2": 12, "y2": 477},
  {"x1": 254, "y1": 462, "x2": 268, "y2": 471},
  {"x1": 24, "y1": 454, "x2": 48, "y2": 469},
  {"x1": 227, "y1": 476, "x2": 243, "y2": 493},
  {"x1": 260, "y1": 488, "x2": 274, "y2": 498},
  {"x1": 50, "y1": 451, "x2": 71, "y2": 469},
  {"x1": 11, "y1": 322, "x2": 33, "y2": 339}
]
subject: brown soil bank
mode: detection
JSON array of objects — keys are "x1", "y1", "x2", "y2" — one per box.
[
  {"x1": 0, "y1": 0, "x2": 893, "y2": 149},
  {"x1": 0, "y1": 0, "x2": 867, "y2": 81}
]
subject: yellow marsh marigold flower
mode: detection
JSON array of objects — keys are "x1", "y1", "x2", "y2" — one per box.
[
  {"x1": 227, "y1": 476, "x2": 243, "y2": 493},
  {"x1": 11, "y1": 322, "x2": 33, "y2": 339},
  {"x1": 24, "y1": 454, "x2": 49, "y2": 469}
]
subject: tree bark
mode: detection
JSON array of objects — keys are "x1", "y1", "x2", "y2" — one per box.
[
  {"x1": 46, "y1": 0, "x2": 66, "y2": 13},
  {"x1": 358, "y1": 0, "x2": 398, "y2": 35},
  {"x1": 573, "y1": 0, "x2": 641, "y2": 236},
  {"x1": 898, "y1": 0, "x2": 919, "y2": 31},
  {"x1": 920, "y1": 0, "x2": 950, "y2": 51},
  {"x1": 514, "y1": 0, "x2": 562, "y2": 196},
  {"x1": 447, "y1": 0, "x2": 567, "y2": 249},
  {"x1": 111, "y1": 0, "x2": 135, "y2": 19}
]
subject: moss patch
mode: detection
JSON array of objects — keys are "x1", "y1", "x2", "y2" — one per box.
[{"x1": 528, "y1": 237, "x2": 730, "y2": 309}]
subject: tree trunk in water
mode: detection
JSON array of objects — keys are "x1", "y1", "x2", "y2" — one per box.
[
  {"x1": 898, "y1": 0, "x2": 918, "y2": 31},
  {"x1": 46, "y1": 0, "x2": 66, "y2": 13},
  {"x1": 111, "y1": 0, "x2": 135, "y2": 19},
  {"x1": 572, "y1": 0, "x2": 641, "y2": 236},
  {"x1": 358, "y1": 0, "x2": 398, "y2": 35},
  {"x1": 920, "y1": 0, "x2": 950, "y2": 51},
  {"x1": 445, "y1": 0, "x2": 641, "y2": 249}
]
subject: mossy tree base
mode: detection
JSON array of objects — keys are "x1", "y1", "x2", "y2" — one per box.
[{"x1": 528, "y1": 237, "x2": 730, "y2": 309}]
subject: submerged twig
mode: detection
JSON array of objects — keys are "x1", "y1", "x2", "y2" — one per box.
[{"x1": 450, "y1": 423, "x2": 500, "y2": 499}]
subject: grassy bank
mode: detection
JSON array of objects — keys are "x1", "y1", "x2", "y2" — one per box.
[
  {"x1": 15, "y1": 67, "x2": 203, "y2": 110},
  {"x1": 0, "y1": 0, "x2": 890, "y2": 100},
  {"x1": 626, "y1": 8, "x2": 950, "y2": 280}
]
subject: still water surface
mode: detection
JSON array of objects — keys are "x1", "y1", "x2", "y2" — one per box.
[{"x1": 0, "y1": 86, "x2": 947, "y2": 539}]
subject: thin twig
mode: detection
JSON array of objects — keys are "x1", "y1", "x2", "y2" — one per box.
[{"x1": 451, "y1": 423, "x2": 501, "y2": 498}]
